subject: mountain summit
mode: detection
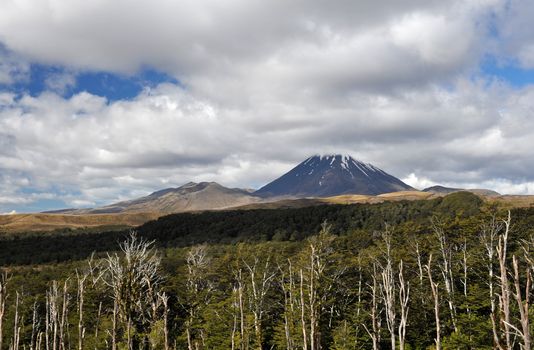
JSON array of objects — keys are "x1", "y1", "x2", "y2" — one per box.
[{"x1": 255, "y1": 154, "x2": 413, "y2": 197}]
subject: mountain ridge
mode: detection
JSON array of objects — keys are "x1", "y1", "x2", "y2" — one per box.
[
  {"x1": 423, "y1": 185, "x2": 500, "y2": 196},
  {"x1": 31, "y1": 154, "x2": 504, "y2": 217},
  {"x1": 69, "y1": 181, "x2": 260, "y2": 214}
]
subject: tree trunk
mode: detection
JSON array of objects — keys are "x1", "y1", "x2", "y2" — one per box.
[
  {"x1": 512, "y1": 255, "x2": 531, "y2": 350},
  {"x1": 432, "y1": 220, "x2": 457, "y2": 332},
  {"x1": 381, "y1": 230, "x2": 396, "y2": 350},
  {"x1": 0, "y1": 272, "x2": 8, "y2": 350},
  {"x1": 300, "y1": 269, "x2": 308, "y2": 350},
  {"x1": 497, "y1": 212, "x2": 512, "y2": 350},
  {"x1": 111, "y1": 299, "x2": 117, "y2": 350},
  {"x1": 426, "y1": 254, "x2": 441, "y2": 350},
  {"x1": 13, "y1": 292, "x2": 20, "y2": 350},
  {"x1": 363, "y1": 263, "x2": 380, "y2": 350},
  {"x1": 479, "y1": 216, "x2": 503, "y2": 350},
  {"x1": 161, "y1": 293, "x2": 170, "y2": 350},
  {"x1": 398, "y1": 260, "x2": 410, "y2": 350}
]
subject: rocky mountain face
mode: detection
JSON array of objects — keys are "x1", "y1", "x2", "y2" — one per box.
[
  {"x1": 254, "y1": 154, "x2": 413, "y2": 197},
  {"x1": 73, "y1": 182, "x2": 260, "y2": 214}
]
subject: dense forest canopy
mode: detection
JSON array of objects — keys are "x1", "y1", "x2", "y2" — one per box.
[
  {"x1": 0, "y1": 192, "x2": 498, "y2": 266},
  {"x1": 1, "y1": 192, "x2": 534, "y2": 349}
]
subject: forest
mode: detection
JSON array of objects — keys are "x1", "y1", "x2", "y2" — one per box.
[{"x1": 1, "y1": 192, "x2": 534, "y2": 349}]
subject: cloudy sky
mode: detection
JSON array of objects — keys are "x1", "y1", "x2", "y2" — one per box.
[{"x1": 1, "y1": 0, "x2": 534, "y2": 212}]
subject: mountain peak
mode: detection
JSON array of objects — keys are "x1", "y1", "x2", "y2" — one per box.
[
  {"x1": 308, "y1": 154, "x2": 360, "y2": 163},
  {"x1": 255, "y1": 154, "x2": 412, "y2": 197}
]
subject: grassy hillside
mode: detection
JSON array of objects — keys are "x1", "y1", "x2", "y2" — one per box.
[{"x1": 0, "y1": 212, "x2": 160, "y2": 233}]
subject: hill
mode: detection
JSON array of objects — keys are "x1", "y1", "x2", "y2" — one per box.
[
  {"x1": 70, "y1": 181, "x2": 260, "y2": 214},
  {"x1": 423, "y1": 185, "x2": 500, "y2": 196}
]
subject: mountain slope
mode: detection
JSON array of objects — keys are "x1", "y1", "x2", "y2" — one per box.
[
  {"x1": 255, "y1": 154, "x2": 413, "y2": 197},
  {"x1": 423, "y1": 185, "x2": 500, "y2": 196},
  {"x1": 76, "y1": 182, "x2": 260, "y2": 214},
  {"x1": 422, "y1": 185, "x2": 462, "y2": 194}
]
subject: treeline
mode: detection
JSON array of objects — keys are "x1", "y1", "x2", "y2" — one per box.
[
  {"x1": 0, "y1": 192, "x2": 487, "y2": 265},
  {"x1": 1, "y1": 198, "x2": 534, "y2": 348}
]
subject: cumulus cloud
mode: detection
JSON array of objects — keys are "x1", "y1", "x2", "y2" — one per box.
[
  {"x1": 1, "y1": 0, "x2": 534, "y2": 211},
  {"x1": 0, "y1": 48, "x2": 29, "y2": 84},
  {"x1": 1, "y1": 75, "x2": 534, "y2": 211},
  {"x1": 495, "y1": 0, "x2": 534, "y2": 68},
  {"x1": 44, "y1": 71, "x2": 76, "y2": 94},
  {"x1": 0, "y1": 0, "x2": 495, "y2": 94}
]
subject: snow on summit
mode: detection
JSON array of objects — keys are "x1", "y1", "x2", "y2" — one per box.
[{"x1": 255, "y1": 154, "x2": 413, "y2": 197}]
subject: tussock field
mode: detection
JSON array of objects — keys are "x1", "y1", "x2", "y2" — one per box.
[
  {"x1": 0, "y1": 212, "x2": 160, "y2": 233},
  {"x1": 3, "y1": 191, "x2": 534, "y2": 234}
]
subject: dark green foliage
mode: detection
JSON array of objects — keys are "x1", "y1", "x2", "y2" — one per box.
[
  {"x1": 0, "y1": 195, "x2": 485, "y2": 266},
  {"x1": 436, "y1": 191, "x2": 483, "y2": 218}
]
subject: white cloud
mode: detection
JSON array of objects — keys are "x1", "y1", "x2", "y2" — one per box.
[
  {"x1": 44, "y1": 71, "x2": 76, "y2": 94},
  {"x1": 390, "y1": 11, "x2": 475, "y2": 66},
  {"x1": 3, "y1": 0, "x2": 534, "y2": 210},
  {"x1": 0, "y1": 49, "x2": 29, "y2": 84},
  {"x1": 493, "y1": 0, "x2": 534, "y2": 68},
  {"x1": 0, "y1": 76, "x2": 534, "y2": 210},
  {"x1": 1, "y1": 210, "x2": 17, "y2": 215},
  {"x1": 402, "y1": 173, "x2": 436, "y2": 190},
  {"x1": 0, "y1": 0, "x2": 497, "y2": 96}
]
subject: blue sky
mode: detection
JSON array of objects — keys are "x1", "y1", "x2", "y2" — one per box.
[
  {"x1": 481, "y1": 59, "x2": 534, "y2": 88},
  {"x1": 2, "y1": 0, "x2": 534, "y2": 213},
  {"x1": 2, "y1": 64, "x2": 178, "y2": 101}
]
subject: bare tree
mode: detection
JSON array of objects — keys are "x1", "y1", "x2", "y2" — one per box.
[
  {"x1": 46, "y1": 281, "x2": 60, "y2": 350},
  {"x1": 299, "y1": 269, "x2": 308, "y2": 350},
  {"x1": 354, "y1": 259, "x2": 364, "y2": 349},
  {"x1": 426, "y1": 254, "x2": 441, "y2": 350},
  {"x1": 380, "y1": 230, "x2": 396, "y2": 350},
  {"x1": 94, "y1": 301, "x2": 102, "y2": 350},
  {"x1": 398, "y1": 260, "x2": 410, "y2": 350},
  {"x1": 279, "y1": 259, "x2": 297, "y2": 350},
  {"x1": 231, "y1": 286, "x2": 239, "y2": 350},
  {"x1": 102, "y1": 232, "x2": 163, "y2": 350},
  {"x1": 111, "y1": 299, "x2": 117, "y2": 350},
  {"x1": 432, "y1": 219, "x2": 457, "y2": 332},
  {"x1": 59, "y1": 280, "x2": 69, "y2": 350},
  {"x1": 158, "y1": 292, "x2": 170, "y2": 350},
  {"x1": 459, "y1": 239, "x2": 470, "y2": 314},
  {"x1": 511, "y1": 255, "x2": 531, "y2": 350},
  {"x1": 479, "y1": 215, "x2": 502, "y2": 349},
  {"x1": 12, "y1": 291, "x2": 21, "y2": 350},
  {"x1": 412, "y1": 240, "x2": 424, "y2": 298},
  {"x1": 302, "y1": 221, "x2": 337, "y2": 350},
  {"x1": 244, "y1": 256, "x2": 276, "y2": 349},
  {"x1": 363, "y1": 262, "x2": 381, "y2": 350},
  {"x1": 184, "y1": 244, "x2": 212, "y2": 350},
  {"x1": 30, "y1": 301, "x2": 40, "y2": 350},
  {"x1": 0, "y1": 272, "x2": 8, "y2": 350},
  {"x1": 496, "y1": 212, "x2": 512, "y2": 350}
]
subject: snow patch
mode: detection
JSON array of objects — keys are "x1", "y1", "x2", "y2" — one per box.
[
  {"x1": 341, "y1": 155, "x2": 349, "y2": 170},
  {"x1": 353, "y1": 162, "x2": 370, "y2": 177}
]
